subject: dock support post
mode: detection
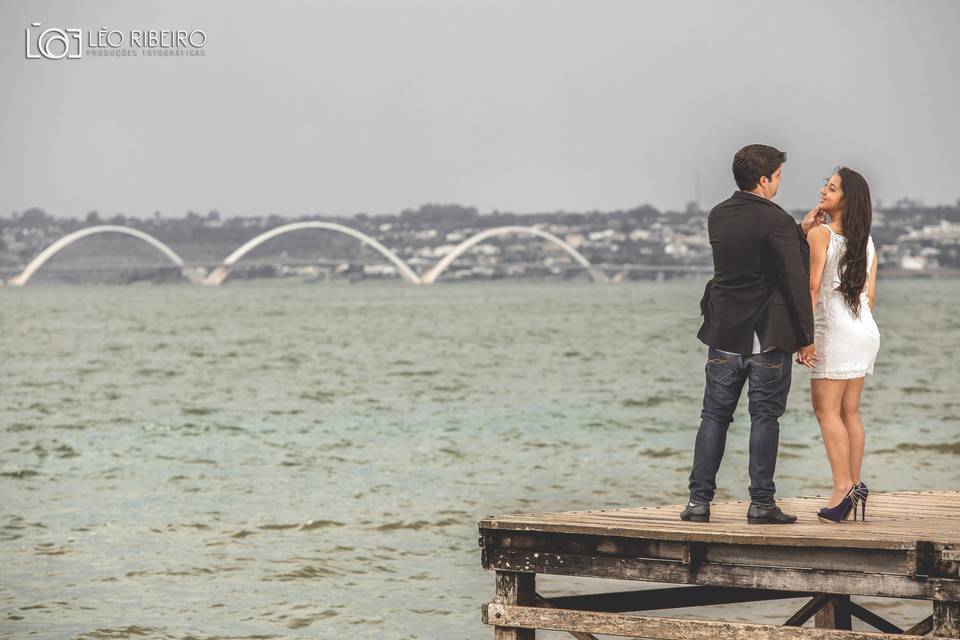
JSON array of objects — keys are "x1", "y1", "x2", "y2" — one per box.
[
  {"x1": 934, "y1": 601, "x2": 960, "y2": 638},
  {"x1": 494, "y1": 571, "x2": 535, "y2": 640},
  {"x1": 814, "y1": 594, "x2": 852, "y2": 630}
]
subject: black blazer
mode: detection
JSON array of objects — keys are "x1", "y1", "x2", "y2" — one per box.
[{"x1": 697, "y1": 191, "x2": 815, "y2": 355}]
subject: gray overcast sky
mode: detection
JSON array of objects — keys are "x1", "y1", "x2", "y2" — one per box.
[{"x1": 1, "y1": 0, "x2": 958, "y2": 218}]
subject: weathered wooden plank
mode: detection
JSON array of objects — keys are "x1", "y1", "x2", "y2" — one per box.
[
  {"x1": 909, "y1": 542, "x2": 960, "y2": 579},
  {"x1": 785, "y1": 595, "x2": 835, "y2": 627},
  {"x1": 484, "y1": 547, "x2": 960, "y2": 600},
  {"x1": 703, "y1": 544, "x2": 907, "y2": 574},
  {"x1": 486, "y1": 506, "x2": 960, "y2": 526},
  {"x1": 483, "y1": 529, "x2": 688, "y2": 561},
  {"x1": 482, "y1": 500, "x2": 960, "y2": 521},
  {"x1": 494, "y1": 572, "x2": 535, "y2": 640},
  {"x1": 534, "y1": 594, "x2": 598, "y2": 640},
  {"x1": 934, "y1": 601, "x2": 960, "y2": 638},
  {"x1": 481, "y1": 514, "x2": 960, "y2": 546},
  {"x1": 483, "y1": 531, "x2": 910, "y2": 574},
  {"x1": 480, "y1": 518, "x2": 920, "y2": 551},
  {"x1": 485, "y1": 511, "x2": 960, "y2": 526},
  {"x1": 847, "y1": 601, "x2": 902, "y2": 634},
  {"x1": 482, "y1": 603, "x2": 930, "y2": 639},
  {"x1": 815, "y1": 595, "x2": 852, "y2": 630},
  {"x1": 544, "y1": 585, "x2": 811, "y2": 612},
  {"x1": 479, "y1": 491, "x2": 960, "y2": 550}
]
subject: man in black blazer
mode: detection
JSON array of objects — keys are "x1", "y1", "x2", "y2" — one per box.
[{"x1": 681, "y1": 144, "x2": 822, "y2": 525}]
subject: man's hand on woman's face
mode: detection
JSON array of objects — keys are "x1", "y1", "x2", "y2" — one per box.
[{"x1": 800, "y1": 207, "x2": 827, "y2": 235}]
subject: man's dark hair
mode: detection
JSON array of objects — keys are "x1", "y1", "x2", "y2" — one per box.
[{"x1": 732, "y1": 144, "x2": 787, "y2": 191}]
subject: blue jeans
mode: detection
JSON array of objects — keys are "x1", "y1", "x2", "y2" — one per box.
[{"x1": 688, "y1": 346, "x2": 792, "y2": 507}]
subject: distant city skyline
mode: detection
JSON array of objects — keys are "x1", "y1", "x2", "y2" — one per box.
[
  {"x1": 4, "y1": 196, "x2": 958, "y2": 287},
  {"x1": 2, "y1": 0, "x2": 959, "y2": 218},
  {"x1": 4, "y1": 193, "x2": 955, "y2": 221}
]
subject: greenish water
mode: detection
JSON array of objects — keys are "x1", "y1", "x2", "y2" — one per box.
[{"x1": 1, "y1": 279, "x2": 958, "y2": 639}]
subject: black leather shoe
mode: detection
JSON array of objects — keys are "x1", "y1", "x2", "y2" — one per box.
[
  {"x1": 747, "y1": 503, "x2": 797, "y2": 524},
  {"x1": 680, "y1": 502, "x2": 710, "y2": 523}
]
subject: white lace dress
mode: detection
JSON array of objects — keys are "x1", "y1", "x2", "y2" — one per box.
[{"x1": 810, "y1": 225, "x2": 880, "y2": 380}]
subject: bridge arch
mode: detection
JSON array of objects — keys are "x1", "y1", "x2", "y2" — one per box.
[
  {"x1": 203, "y1": 221, "x2": 421, "y2": 285},
  {"x1": 6, "y1": 225, "x2": 198, "y2": 286},
  {"x1": 420, "y1": 226, "x2": 607, "y2": 284}
]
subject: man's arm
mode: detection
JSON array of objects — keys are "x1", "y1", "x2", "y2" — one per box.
[{"x1": 770, "y1": 214, "x2": 815, "y2": 347}]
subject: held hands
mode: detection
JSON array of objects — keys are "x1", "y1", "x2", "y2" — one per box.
[
  {"x1": 796, "y1": 343, "x2": 820, "y2": 368},
  {"x1": 800, "y1": 206, "x2": 827, "y2": 235}
]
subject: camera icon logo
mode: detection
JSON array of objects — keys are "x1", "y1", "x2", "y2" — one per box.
[{"x1": 25, "y1": 22, "x2": 83, "y2": 60}]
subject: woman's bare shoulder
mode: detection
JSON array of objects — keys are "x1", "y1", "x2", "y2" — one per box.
[{"x1": 807, "y1": 225, "x2": 831, "y2": 246}]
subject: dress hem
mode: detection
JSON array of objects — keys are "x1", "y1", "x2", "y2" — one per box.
[{"x1": 809, "y1": 370, "x2": 873, "y2": 380}]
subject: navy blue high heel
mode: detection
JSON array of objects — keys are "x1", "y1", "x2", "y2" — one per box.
[
  {"x1": 817, "y1": 486, "x2": 856, "y2": 524},
  {"x1": 852, "y1": 482, "x2": 869, "y2": 521}
]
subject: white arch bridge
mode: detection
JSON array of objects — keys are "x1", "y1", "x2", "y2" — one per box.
[
  {"x1": 4, "y1": 225, "x2": 205, "y2": 286},
  {"x1": 420, "y1": 225, "x2": 606, "y2": 284},
  {"x1": 5, "y1": 222, "x2": 607, "y2": 286},
  {"x1": 202, "y1": 221, "x2": 422, "y2": 285}
]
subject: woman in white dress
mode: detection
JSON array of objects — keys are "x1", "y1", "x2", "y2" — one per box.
[{"x1": 802, "y1": 167, "x2": 880, "y2": 523}]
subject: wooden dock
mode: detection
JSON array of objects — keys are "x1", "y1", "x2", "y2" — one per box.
[{"x1": 479, "y1": 490, "x2": 960, "y2": 639}]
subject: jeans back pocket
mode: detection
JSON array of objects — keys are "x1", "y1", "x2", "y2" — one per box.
[
  {"x1": 748, "y1": 350, "x2": 786, "y2": 387},
  {"x1": 706, "y1": 347, "x2": 739, "y2": 385}
]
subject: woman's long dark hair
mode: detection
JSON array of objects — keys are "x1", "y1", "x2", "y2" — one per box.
[{"x1": 835, "y1": 167, "x2": 872, "y2": 317}]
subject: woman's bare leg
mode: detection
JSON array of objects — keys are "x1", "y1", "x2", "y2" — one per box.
[
  {"x1": 811, "y1": 378, "x2": 853, "y2": 507},
  {"x1": 840, "y1": 377, "x2": 866, "y2": 485}
]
